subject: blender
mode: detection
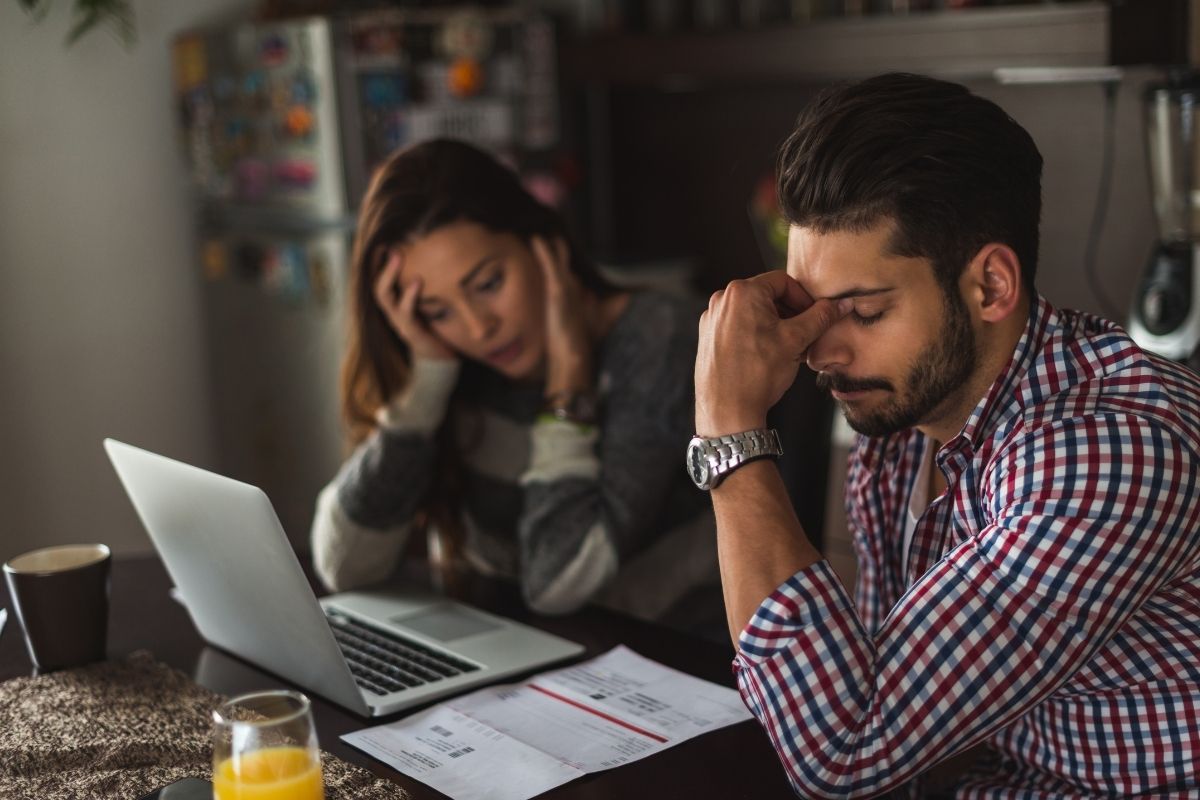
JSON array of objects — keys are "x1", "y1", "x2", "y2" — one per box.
[{"x1": 1128, "y1": 69, "x2": 1200, "y2": 366}]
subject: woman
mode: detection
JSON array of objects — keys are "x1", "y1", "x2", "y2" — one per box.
[{"x1": 311, "y1": 139, "x2": 718, "y2": 628}]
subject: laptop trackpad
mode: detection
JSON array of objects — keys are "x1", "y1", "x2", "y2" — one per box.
[{"x1": 392, "y1": 604, "x2": 500, "y2": 642}]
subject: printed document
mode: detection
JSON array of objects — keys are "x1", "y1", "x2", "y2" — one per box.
[{"x1": 342, "y1": 645, "x2": 752, "y2": 800}]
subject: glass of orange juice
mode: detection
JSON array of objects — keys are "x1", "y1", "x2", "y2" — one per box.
[{"x1": 211, "y1": 690, "x2": 325, "y2": 800}]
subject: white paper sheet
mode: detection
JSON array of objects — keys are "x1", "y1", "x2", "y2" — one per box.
[{"x1": 342, "y1": 645, "x2": 752, "y2": 800}]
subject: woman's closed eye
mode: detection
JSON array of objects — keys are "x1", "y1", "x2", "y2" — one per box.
[{"x1": 473, "y1": 268, "x2": 505, "y2": 294}]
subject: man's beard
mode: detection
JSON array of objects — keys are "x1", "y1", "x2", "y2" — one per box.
[{"x1": 816, "y1": 291, "x2": 978, "y2": 438}]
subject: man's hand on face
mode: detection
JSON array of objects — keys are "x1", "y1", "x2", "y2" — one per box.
[{"x1": 695, "y1": 270, "x2": 848, "y2": 436}]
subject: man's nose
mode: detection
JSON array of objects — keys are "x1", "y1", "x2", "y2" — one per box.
[{"x1": 805, "y1": 326, "x2": 850, "y2": 373}]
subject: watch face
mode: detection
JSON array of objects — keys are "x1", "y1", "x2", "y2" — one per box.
[{"x1": 686, "y1": 438, "x2": 709, "y2": 488}]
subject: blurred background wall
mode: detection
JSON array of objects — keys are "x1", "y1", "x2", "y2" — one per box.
[{"x1": 0, "y1": 1, "x2": 256, "y2": 559}]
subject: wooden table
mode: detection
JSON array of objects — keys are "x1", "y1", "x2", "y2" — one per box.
[{"x1": 0, "y1": 555, "x2": 796, "y2": 799}]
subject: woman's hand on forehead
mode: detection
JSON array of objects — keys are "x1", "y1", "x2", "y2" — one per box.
[{"x1": 374, "y1": 248, "x2": 455, "y2": 362}]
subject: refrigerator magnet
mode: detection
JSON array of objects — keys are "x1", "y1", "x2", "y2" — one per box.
[
  {"x1": 202, "y1": 240, "x2": 228, "y2": 281},
  {"x1": 439, "y1": 10, "x2": 494, "y2": 61},
  {"x1": 448, "y1": 58, "x2": 484, "y2": 98}
]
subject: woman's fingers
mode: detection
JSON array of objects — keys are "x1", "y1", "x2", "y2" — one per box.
[
  {"x1": 374, "y1": 248, "x2": 403, "y2": 313},
  {"x1": 373, "y1": 248, "x2": 420, "y2": 336},
  {"x1": 375, "y1": 250, "x2": 454, "y2": 361},
  {"x1": 396, "y1": 276, "x2": 423, "y2": 332},
  {"x1": 532, "y1": 236, "x2": 562, "y2": 296}
]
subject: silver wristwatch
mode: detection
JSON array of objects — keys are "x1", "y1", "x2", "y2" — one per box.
[{"x1": 686, "y1": 428, "x2": 783, "y2": 491}]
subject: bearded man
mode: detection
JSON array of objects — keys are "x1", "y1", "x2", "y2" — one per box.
[{"x1": 690, "y1": 72, "x2": 1200, "y2": 798}]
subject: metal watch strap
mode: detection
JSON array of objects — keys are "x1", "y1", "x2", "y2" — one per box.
[
  {"x1": 711, "y1": 428, "x2": 782, "y2": 469},
  {"x1": 687, "y1": 427, "x2": 783, "y2": 490}
]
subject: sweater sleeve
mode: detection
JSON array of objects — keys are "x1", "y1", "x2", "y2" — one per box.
[
  {"x1": 514, "y1": 293, "x2": 701, "y2": 614},
  {"x1": 311, "y1": 358, "x2": 459, "y2": 591}
]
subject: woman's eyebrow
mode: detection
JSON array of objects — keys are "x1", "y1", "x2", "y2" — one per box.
[{"x1": 458, "y1": 255, "x2": 503, "y2": 288}]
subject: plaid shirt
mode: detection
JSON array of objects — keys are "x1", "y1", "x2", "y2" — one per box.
[{"x1": 734, "y1": 296, "x2": 1200, "y2": 798}]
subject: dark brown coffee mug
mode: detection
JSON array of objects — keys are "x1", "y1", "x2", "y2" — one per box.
[{"x1": 3, "y1": 544, "x2": 111, "y2": 671}]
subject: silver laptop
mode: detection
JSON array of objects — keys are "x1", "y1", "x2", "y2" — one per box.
[{"x1": 104, "y1": 438, "x2": 584, "y2": 717}]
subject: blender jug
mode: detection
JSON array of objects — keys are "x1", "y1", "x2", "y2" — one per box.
[{"x1": 1129, "y1": 70, "x2": 1200, "y2": 362}]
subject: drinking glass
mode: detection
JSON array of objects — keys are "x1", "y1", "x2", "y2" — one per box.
[{"x1": 211, "y1": 690, "x2": 325, "y2": 800}]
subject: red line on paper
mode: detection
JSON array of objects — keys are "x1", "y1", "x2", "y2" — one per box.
[{"x1": 528, "y1": 684, "x2": 669, "y2": 743}]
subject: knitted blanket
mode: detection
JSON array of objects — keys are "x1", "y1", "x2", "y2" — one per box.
[{"x1": 0, "y1": 651, "x2": 409, "y2": 800}]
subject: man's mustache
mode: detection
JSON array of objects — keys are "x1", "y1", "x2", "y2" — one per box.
[{"x1": 815, "y1": 372, "x2": 894, "y2": 394}]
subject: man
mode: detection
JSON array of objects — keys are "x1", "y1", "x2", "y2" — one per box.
[{"x1": 690, "y1": 73, "x2": 1200, "y2": 798}]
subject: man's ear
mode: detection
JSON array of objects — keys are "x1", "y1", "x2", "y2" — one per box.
[{"x1": 963, "y1": 243, "x2": 1023, "y2": 323}]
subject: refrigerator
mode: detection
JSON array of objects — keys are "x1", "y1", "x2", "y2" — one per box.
[{"x1": 170, "y1": 7, "x2": 562, "y2": 547}]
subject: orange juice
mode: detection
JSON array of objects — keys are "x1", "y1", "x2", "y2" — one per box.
[{"x1": 212, "y1": 745, "x2": 324, "y2": 800}]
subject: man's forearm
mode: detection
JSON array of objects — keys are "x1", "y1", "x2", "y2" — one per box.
[{"x1": 712, "y1": 459, "x2": 823, "y2": 642}]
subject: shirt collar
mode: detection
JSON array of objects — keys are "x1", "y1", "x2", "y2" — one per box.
[{"x1": 947, "y1": 293, "x2": 1058, "y2": 455}]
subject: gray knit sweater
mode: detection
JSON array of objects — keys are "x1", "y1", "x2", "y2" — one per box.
[{"x1": 311, "y1": 291, "x2": 719, "y2": 622}]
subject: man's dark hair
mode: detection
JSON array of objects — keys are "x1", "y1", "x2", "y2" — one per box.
[{"x1": 777, "y1": 73, "x2": 1043, "y2": 295}]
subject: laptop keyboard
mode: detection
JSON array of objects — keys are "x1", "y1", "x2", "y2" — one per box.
[{"x1": 326, "y1": 610, "x2": 480, "y2": 696}]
